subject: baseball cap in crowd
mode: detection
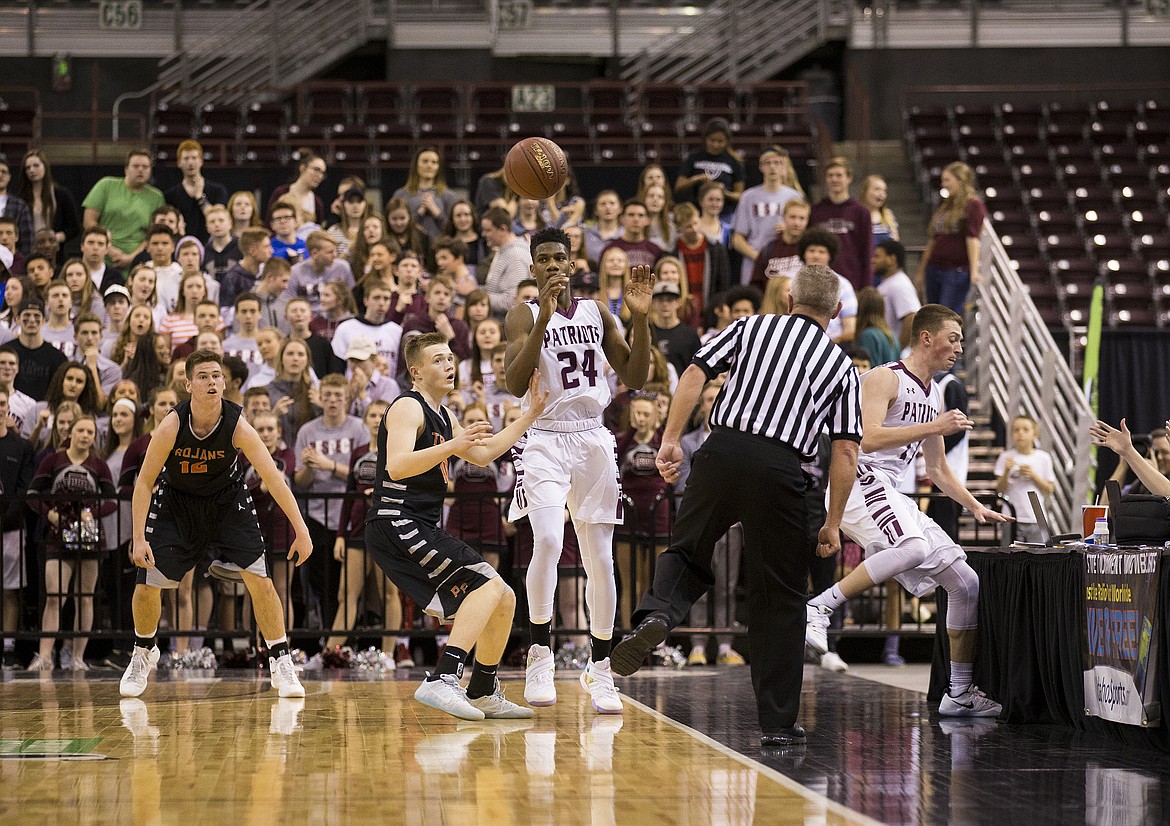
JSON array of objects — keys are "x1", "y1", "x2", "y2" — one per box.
[
  {"x1": 103, "y1": 284, "x2": 131, "y2": 304},
  {"x1": 342, "y1": 187, "x2": 367, "y2": 203},
  {"x1": 0, "y1": 245, "x2": 12, "y2": 271},
  {"x1": 571, "y1": 270, "x2": 599, "y2": 293},
  {"x1": 652, "y1": 281, "x2": 681, "y2": 298},
  {"x1": 17, "y1": 297, "x2": 45, "y2": 316},
  {"x1": 345, "y1": 337, "x2": 378, "y2": 361}
]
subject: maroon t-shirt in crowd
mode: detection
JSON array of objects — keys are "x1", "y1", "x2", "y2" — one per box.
[
  {"x1": 615, "y1": 429, "x2": 672, "y2": 539},
  {"x1": 749, "y1": 237, "x2": 801, "y2": 292},
  {"x1": 810, "y1": 197, "x2": 873, "y2": 291},
  {"x1": 444, "y1": 456, "x2": 509, "y2": 549},
  {"x1": 603, "y1": 238, "x2": 664, "y2": 271},
  {"x1": 927, "y1": 198, "x2": 988, "y2": 270},
  {"x1": 243, "y1": 446, "x2": 297, "y2": 554}
]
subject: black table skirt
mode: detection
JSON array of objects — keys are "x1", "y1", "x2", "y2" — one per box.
[{"x1": 929, "y1": 549, "x2": 1170, "y2": 751}]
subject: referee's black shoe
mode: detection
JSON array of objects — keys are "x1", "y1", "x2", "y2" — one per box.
[
  {"x1": 760, "y1": 724, "x2": 807, "y2": 747},
  {"x1": 610, "y1": 613, "x2": 670, "y2": 676}
]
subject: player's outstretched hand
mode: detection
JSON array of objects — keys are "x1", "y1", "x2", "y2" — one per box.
[
  {"x1": 1089, "y1": 418, "x2": 1132, "y2": 457},
  {"x1": 624, "y1": 265, "x2": 654, "y2": 317},
  {"x1": 527, "y1": 370, "x2": 549, "y2": 418},
  {"x1": 455, "y1": 420, "x2": 493, "y2": 452},
  {"x1": 972, "y1": 503, "x2": 1013, "y2": 524},
  {"x1": 816, "y1": 524, "x2": 841, "y2": 558},
  {"x1": 934, "y1": 409, "x2": 974, "y2": 436},
  {"x1": 288, "y1": 533, "x2": 313, "y2": 567},
  {"x1": 131, "y1": 538, "x2": 155, "y2": 569},
  {"x1": 655, "y1": 441, "x2": 684, "y2": 483}
]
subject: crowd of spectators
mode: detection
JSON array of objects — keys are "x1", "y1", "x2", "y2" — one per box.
[{"x1": 0, "y1": 120, "x2": 983, "y2": 671}]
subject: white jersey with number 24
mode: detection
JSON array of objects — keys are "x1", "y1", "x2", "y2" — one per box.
[{"x1": 522, "y1": 298, "x2": 612, "y2": 426}]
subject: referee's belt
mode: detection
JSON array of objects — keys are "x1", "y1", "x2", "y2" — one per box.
[{"x1": 531, "y1": 417, "x2": 603, "y2": 433}]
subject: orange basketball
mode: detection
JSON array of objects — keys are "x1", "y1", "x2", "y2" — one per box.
[{"x1": 503, "y1": 137, "x2": 568, "y2": 200}]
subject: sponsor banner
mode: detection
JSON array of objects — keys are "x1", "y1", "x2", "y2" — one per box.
[{"x1": 1082, "y1": 548, "x2": 1161, "y2": 726}]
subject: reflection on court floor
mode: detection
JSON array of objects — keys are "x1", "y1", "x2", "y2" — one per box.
[{"x1": 0, "y1": 671, "x2": 869, "y2": 825}]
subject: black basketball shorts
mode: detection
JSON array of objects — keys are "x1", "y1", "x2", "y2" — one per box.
[
  {"x1": 137, "y1": 483, "x2": 268, "y2": 589},
  {"x1": 365, "y1": 517, "x2": 499, "y2": 623}
]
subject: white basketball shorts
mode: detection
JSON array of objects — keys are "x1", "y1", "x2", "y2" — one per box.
[
  {"x1": 837, "y1": 473, "x2": 965, "y2": 597},
  {"x1": 509, "y1": 425, "x2": 622, "y2": 525}
]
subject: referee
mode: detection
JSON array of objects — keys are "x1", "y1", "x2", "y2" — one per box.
[{"x1": 611, "y1": 263, "x2": 862, "y2": 748}]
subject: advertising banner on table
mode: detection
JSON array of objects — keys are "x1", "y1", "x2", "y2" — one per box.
[{"x1": 1082, "y1": 548, "x2": 1161, "y2": 726}]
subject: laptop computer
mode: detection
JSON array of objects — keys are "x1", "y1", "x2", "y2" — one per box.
[{"x1": 1013, "y1": 490, "x2": 1082, "y2": 548}]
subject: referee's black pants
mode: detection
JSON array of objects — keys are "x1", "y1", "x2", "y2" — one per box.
[{"x1": 632, "y1": 429, "x2": 810, "y2": 733}]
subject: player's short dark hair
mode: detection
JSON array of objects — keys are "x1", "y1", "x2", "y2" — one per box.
[
  {"x1": 185, "y1": 348, "x2": 223, "y2": 378},
  {"x1": 530, "y1": 227, "x2": 571, "y2": 260},
  {"x1": 797, "y1": 228, "x2": 839, "y2": 262},
  {"x1": 876, "y1": 239, "x2": 906, "y2": 271},
  {"x1": 725, "y1": 285, "x2": 762, "y2": 313},
  {"x1": 910, "y1": 304, "x2": 962, "y2": 342},
  {"x1": 404, "y1": 331, "x2": 451, "y2": 372}
]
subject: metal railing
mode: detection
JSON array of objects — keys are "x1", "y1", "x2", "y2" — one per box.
[
  {"x1": 968, "y1": 219, "x2": 1095, "y2": 532},
  {"x1": 620, "y1": 0, "x2": 841, "y2": 84},
  {"x1": 156, "y1": 0, "x2": 372, "y2": 105},
  {"x1": 0, "y1": 484, "x2": 1013, "y2": 665}
]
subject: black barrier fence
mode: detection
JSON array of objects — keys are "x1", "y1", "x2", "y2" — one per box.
[{"x1": 0, "y1": 488, "x2": 1014, "y2": 665}]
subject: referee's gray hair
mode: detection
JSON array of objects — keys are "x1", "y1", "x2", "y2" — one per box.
[{"x1": 791, "y1": 264, "x2": 841, "y2": 316}]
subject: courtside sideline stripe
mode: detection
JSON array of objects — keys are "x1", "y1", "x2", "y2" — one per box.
[{"x1": 622, "y1": 695, "x2": 884, "y2": 826}]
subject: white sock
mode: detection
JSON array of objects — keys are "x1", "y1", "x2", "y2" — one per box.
[
  {"x1": 811, "y1": 584, "x2": 847, "y2": 611},
  {"x1": 950, "y1": 661, "x2": 973, "y2": 695},
  {"x1": 265, "y1": 635, "x2": 287, "y2": 649},
  {"x1": 718, "y1": 642, "x2": 732, "y2": 655},
  {"x1": 397, "y1": 637, "x2": 410, "y2": 647}
]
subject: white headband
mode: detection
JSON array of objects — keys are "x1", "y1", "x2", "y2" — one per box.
[{"x1": 112, "y1": 398, "x2": 138, "y2": 415}]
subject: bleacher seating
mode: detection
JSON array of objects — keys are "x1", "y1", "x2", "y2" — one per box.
[
  {"x1": 145, "y1": 81, "x2": 815, "y2": 174},
  {"x1": 905, "y1": 96, "x2": 1170, "y2": 331}
]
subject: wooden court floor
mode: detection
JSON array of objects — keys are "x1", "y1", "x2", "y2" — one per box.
[{"x1": 0, "y1": 671, "x2": 872, "y2": 826}]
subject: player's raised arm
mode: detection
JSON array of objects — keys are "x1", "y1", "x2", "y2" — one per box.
[
  {"x1": 454, "y1": 371, "x2": 548, "y2": 466},
  {"x1": 599, "y1": 264, "x2": 652, "y2": 390},
  {"x1": 234, "y1": 416, "x2": 314, "y2": 566},
  {"x1": 130, "y1": 412, "x2": 179, "y2": 569},
  {"x1": 503, "y1": 273, "x2": 559, "y2": 396}
]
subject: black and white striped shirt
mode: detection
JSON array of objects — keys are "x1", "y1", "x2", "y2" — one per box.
[{"x1": 693, "y1": 313, "x2": 862, "y2": 458}]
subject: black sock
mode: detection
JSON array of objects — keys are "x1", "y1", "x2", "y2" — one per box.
[
  {"x1": 427, "y1": 645, "x2": 470, "y2": 681},
  {"x1": 591, "y1": 636, "x2": 611, "y2": 662},
  {"x1": 134, "y1": 634, "x2": 156, "y2": 650},
  {"x1": 268, "y1": 641, "x2": 290, "y2": 660},
  {"x1": 465, "y1": 661, "x2": 499, "y2": 699},
  {"x1": 529, "y1": 622, "x2": 552, "y2": 649}
]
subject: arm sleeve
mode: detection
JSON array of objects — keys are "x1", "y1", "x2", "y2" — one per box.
[
  {"x1": 966, "y1": 199, "x2": 988, "y2": 238},
  {"x1": 827, "y1": 363, "x2": 863, "y2": 442},
  {"x1": 691, "y1": 316, "x2": 745, "y2": 378},
  {"x1": 993, "y1": 450, "x2": 1008, "y2": 476},
  {"x1": 940, "y1": 377, "x2": 969, "y2": 453},
  {"x1": 81, "y1": 178, "x2": 109, "y2": 214},
  {"x1": 56, "y1": 186, "x2": 82, "y2": 245}
]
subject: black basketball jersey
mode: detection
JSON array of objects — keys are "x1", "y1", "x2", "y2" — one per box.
[
  {"x1": 369, "y1": 389, "x2": 452, "y2": 527},
  {"x1": 162, "y1": 400, "x2": 244, "y2": 496}
]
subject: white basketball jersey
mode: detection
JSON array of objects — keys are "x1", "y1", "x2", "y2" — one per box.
[
  {"x1": 523, "y1": 298, "x2": 612, "y2": 426},
  {"x1": 856, "y1": 362, "x2": 943, "y2": 487}
]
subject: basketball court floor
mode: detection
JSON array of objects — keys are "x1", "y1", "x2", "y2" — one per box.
[{"x1": 1, "y1": 664, "x2": 1166, "y2": 824}]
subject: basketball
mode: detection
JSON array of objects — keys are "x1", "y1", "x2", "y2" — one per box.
[{"x1": 503, "y1": 137, "x2": 568, "y2": 200}]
